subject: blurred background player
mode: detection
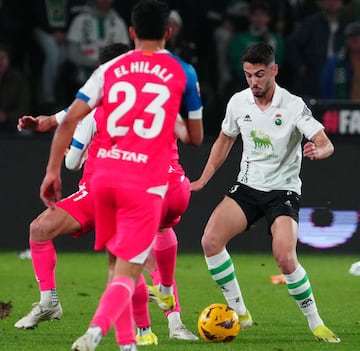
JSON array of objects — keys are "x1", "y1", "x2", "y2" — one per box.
[
  {"x1": 320, "y1": 21, "x2": 360, "y2": 100},
  {"x1": 30, "y1": 0, "x2": 69, "y2": 111},
  {"x1": 66, "y1": 0, "x2": 130, "y2": 99},
  {"x1": 0, "y1": 42, "x2": 30, "y2": 134}
]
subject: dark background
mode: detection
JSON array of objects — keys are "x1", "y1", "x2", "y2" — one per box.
[{"x1": 1, "y1": 132, "x2": 358, "y2": 254}]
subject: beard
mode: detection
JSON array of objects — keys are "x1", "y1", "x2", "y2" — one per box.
[{"x1": 252, "y1": 87, "x2": 265, "y2": 97}]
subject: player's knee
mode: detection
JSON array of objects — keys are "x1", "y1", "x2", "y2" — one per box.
[
  {"x1": 201, "y1": 231, "x2": 223, "y2": 256},
  {"x1": 274, "y1": 252, "x2": 298, "y2": 274},
  {"x1": 29, "y1": 217, "x2": 54, "y2": 241}
]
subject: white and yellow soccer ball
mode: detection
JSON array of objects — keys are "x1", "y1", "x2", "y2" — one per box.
[{"x1": 197, "y1": 303, "x2": 240, "y2": 342}]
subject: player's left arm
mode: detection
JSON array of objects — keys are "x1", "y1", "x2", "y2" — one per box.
[
  {"x1": 175, "y1": 113, "x2": 203, "y2": 146},
  {"x1": 179, "y1": 62, "x2": 204, "y2": 146},
  {"x1": 65, "y1": 110, "x2": 96, "y2": 171},
  {"x1": 40, "y1": 99, "x2": 92, "y2": 207},
  {"x1": 303, "y1": 129, "x2": 334, "y2": 160},
  {"x1": 182, "y1": 117, "x2": 203, "y2": 146},
  {"x1": 65, "y1": 145, "x2": 88, "y2": 171},
  {"x1": 174, "y1": 114, "x2": 189, "y2": 143},
  {"x1": 41, "y1": 64, "x2": 104, "y2": 206}
]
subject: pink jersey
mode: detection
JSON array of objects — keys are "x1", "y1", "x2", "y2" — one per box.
[
  {"x1": 77, "y1": 108, "x2": 104, "y2": 189},
  {"x1": 169, "y1": 139, "x2": 185, "y2": 181},
  {"x1": 70, "y1": 109, "x2": 185, "y2": 187},
  {"x1": 77, "y1": 49, "x2": 202, "y2": 194}
]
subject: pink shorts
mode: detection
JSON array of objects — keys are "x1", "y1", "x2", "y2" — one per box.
[
  {"x1": 160, "y1": 175, "x2": 190, "y2": 228},
  {"x1": 92, "y1": 180, "x2": 163, "y2": 264},
  {"x1": 55, "y1": 185, "x2": 95, "y2": 237}
]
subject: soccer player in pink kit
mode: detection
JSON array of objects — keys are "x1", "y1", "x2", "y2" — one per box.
[
  {"x1": 17, "y1": 109, "x2": 200, "y2": 342},
  {"x1": 14, "y1": 43, "x2": 131, "y2": 331},
  {"x1": 136, "y1": 122, "x2": 200, "y2": 342},
  {"x1": 16, "y1": 49, "x2": 200, "y2": 341},
  {"x1": 39, "y1": 1, "x2": 203, "y2": 350},
  {"x1": 117, "y1": 121, "x2": 200, "y2": 344}
]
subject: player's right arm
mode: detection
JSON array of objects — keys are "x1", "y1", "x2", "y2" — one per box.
[
  {"x1": 17, "y1": 115, "x2": 58, "y2": 133},
  {"x1": 17, "y1": 107, "x2": 72, "y2": 133},
  {"x1": 190, "y1": 131, "x2": 236, "y2": 192}
]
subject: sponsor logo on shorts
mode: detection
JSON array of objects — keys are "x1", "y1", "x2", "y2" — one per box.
[
  {"x1": 284, "y1": 200, "x2": 292, "y2": 207},
  {"x1": 229, "y1": 184, "x2": 240, "y2": 193}
]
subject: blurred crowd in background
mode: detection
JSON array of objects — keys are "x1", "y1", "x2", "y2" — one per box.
[{"x1": 1, "y1": 0, "x2": 360, "y2": 135}]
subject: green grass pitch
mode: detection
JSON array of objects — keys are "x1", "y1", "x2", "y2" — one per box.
[{"x1": 0, "y1": 251, "x2": 359, "y2": 350}]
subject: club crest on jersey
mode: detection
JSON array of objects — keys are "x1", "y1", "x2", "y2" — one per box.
[{"x1": 274, "y1": 113, "x2": 282, "y2": 126}]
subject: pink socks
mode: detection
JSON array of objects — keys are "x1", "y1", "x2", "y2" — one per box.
[{"x1": 29, "y1": 239, "x2": 57, "y2": 290}]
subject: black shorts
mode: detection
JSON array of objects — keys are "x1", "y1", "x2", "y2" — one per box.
[{"x1": 226, "y1": 182, "x2": 300, "y2": 234}]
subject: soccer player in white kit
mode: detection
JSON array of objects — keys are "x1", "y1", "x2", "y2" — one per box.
[
  {"x1": 191, "y1": 42, "x2": 340, "y2": 343},
  {"x1": 39, "y1": 1, "x2": 202, "y2": 350}
]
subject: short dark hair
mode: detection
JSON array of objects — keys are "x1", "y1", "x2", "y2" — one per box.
[
  {"x1": 242, "y1": 43, "x2": 275, "y2": 66},
  {"x1": 99, "y1": 43, "x2": 130, "y2": 64},
  {"x1": 131, "y1": 0, "x2": 170, "y2": 40}
]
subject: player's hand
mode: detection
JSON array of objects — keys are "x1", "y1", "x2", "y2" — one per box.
[
  {"x1": 190, "y1": 179, "x2": 205, "y2": 192},
  {"x1": 303, "y1": 141, "x2": 318, "y2": 160},
  {"x1": 17, "y1": 115, "x2": 38, "y2": 132},
  {"x1": 40, "y1": 172, "x2": 62, "y2": 208}
]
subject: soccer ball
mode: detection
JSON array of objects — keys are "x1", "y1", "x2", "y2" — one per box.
[{"x1": 197, "y1": 303, "x2": 240, "y2": 342}]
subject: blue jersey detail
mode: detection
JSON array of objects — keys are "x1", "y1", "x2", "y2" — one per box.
[
  {"x1": 71, "y1": 138, "x2": 84, "y2": 150},
  {"x1": 169, "y1": 53, "x2": 202, "y2": 116},
  {"x1": 76, "y1": 91, "x2": 90, "y2": 103}
]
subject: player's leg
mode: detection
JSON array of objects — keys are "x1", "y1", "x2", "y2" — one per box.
[
  {"x1": 30, "y1": 207, "x2": 83, "y2": 302},
  {"x1": 147, "y1": 176, "x2": 191, "y2": 313},
  {"x1": 147, "y1": 228, "x2": 177, "y2": 311},
  {"x1": 108, "y1": 252, "x2": 158, "y2": 346},
  {"x1": 72, "y1": 258, "x2": 142, "y2": 351},
  {"x1": 72, "y1": 185, "x2": 162, "y2": 350},
  {"x1": 133, "y1": 273, "x2": 158, "y2": 345},
  {"x1": 15, "y1": 206, "x2": 82, "y2": 329},
  {"x1": 271, "y1": 215, "x2": 340, "y2": 343},
  {"x1": 146, "y1": 231, "x2": 198, "y2": 340},
  {"x1": 201, "y1": 195, "x2": 252, "y2": 330},
  {"x1": 146, "y1": 178, "x2": 190, "y2": 312}
]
